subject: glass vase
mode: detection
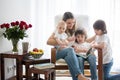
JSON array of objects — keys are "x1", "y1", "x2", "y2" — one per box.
[{"x1": 11, "y1": 39, "x2": 19, "y2": 52}]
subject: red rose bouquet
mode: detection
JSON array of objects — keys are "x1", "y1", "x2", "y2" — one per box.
[
  {"x1": 0, "y1": 21, "x2": 32, "y2": 52},
  {"x1": 0, "y1": 21, "x2": 32, "y2": 40}
]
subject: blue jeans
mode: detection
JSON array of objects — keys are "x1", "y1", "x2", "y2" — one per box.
[
  {"x1": 77, "y1": 54, "x2": 97, "y2": 80},
  {"x1": 103, "y1": 61, "x2": 120, "y2": 80},
  {"x1": 56, "y1": 47, "x2": 82, "y2": 80}
]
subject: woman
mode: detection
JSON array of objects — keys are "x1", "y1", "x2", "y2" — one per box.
[{"x1": 47, "y1": 12, "x2": 89, "y2": 80}]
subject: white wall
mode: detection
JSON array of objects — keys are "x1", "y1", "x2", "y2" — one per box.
[{"x1": 0, "y1": 0, "x2": 31, "y2": 79}]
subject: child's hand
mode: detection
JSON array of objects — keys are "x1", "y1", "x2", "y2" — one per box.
[
  {"x1": 90, "y1": 41, "x2": 95, "y2": 45},
  {"x1": 82, "y1": 48, "x2": 88, "y2": 53},
  {"x1": 72, "y1": 45, "x2": 88, "y2": 53},
  {"x1": 59, "y1": 41, "x2": 68, "y2": 48},
  {"x1": 74, "y1": 46, "x2": 85, "y2": 53},
  {"x1": 68, "y1": 36, "x2": 75, "y2": 41},
  {"x1": 74, "y1": 46, "x2": 79, "y2": 53},
  {"x1": 58, "y1": 41, "x2": 63, "y2": 45},
  {"x1": 59, "y1": 44, "x2": 67, "y2": 48},
  {"x1": 91, "y1": 42, "x2": 98, "y2": 48}
]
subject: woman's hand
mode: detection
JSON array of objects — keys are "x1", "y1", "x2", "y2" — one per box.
[{"x1": 47, "y1": 33, "x2": 58, "y2": 46}]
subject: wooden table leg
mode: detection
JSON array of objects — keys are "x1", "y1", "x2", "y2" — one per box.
[
  {"x1": 1, "y1": 56, "x2": 5, "y2": 80},
  {"x1": 0, "y1": 54, "x2": 1, "y2": 80},
  {"x1": 16, "y1": 58, "x2": 23, "y2": 80},
  {"x1": 25, "y1": 63, "x2": 30, "y2": 80},
  {"x1": 51, "y1": 70, "x2": 55, "y2": 80}
]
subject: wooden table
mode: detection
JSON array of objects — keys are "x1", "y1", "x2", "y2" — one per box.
[
  {"x1": 22, "y1": 57, "x2": 50, "y2": 80},
  {"x1": 0, "y1": 54, "x2": 1, "y2": 80},
  {"x1": 0, "y1": 51, "x2": 25, "y2": 80}
]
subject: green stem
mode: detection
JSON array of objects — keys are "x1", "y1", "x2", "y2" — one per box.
[{"x1": 11, "y1": 39, "x2": 19, "y2": 52}]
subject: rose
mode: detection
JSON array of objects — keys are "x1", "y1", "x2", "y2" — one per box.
[{"x1": 0, "y1": 21, "x2": 32, "y2": 40}]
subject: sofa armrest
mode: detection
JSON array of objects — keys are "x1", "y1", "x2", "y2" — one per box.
[
  {"x1": 97, "y1": 48, "x2": 103, "y2": 80},
  {"x1": 51, "y1": 48, "x2": 56, "y2": 64}
]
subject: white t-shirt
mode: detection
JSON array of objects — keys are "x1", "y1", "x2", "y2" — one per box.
[
  {"x1": 95, "y1": 34, "x2": 113, "y2": 64},
  {"x1": 74, "y1": 42, "x2": 91, "y2": 58},
  {"x1": 54, "y1": 30, "x2": 74, "y2": 47},
  {"x1": 54, "y1": 30, "x2": 68, "y2": 40}
]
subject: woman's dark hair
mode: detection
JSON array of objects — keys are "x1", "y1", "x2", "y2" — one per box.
[
  {"x1": 62, "y1": 12, "x2": 76, "y2": 36},
  {"x1": 62, "y1": 12, "x2": 74, "y2": 21},
  {"x1": 74, "y1": 29, "x2": 87, "y2": 43},
  {"x1": 93, "y1": 20, "x2": 107, "y2": 34}
]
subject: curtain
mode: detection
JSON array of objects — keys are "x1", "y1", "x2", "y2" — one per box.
[{"x1": 29, "y1": 0, "x2": 120, "y2": 72}]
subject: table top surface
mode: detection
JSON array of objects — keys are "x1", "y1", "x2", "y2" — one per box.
[
  {"x1": 0, "y1": 50, "x2": 27, "y2": 55},
  {"x1": 0, "y1": 51, "x2": 50, "y2": 62}
]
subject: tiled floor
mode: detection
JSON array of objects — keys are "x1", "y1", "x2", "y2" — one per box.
[
  {"x1": 7, "y1": 76, "x2": 90, "y2": 80},
  {"x1": 28, "y1": 70, "x2": 90, "y2": 80},
  {"x1": 7, "y1": 76, "x2": 73, "y2": 80},
  {"x1": 36, "y1": 76, "x2": 90, "y2": 80},
  {"x1": 56, "y1": 77, "x2": 72, "y2": 80},
  {"x1": 57, "y1": 76, "x2": 91, "y2": 80}
]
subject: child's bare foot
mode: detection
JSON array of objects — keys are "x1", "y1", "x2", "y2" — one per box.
[{"x1": 78, "y1": 74, "x2": 89, "y2": 80}]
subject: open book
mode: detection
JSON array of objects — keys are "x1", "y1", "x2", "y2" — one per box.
[
  {"x1": 86, "y1": 48, "x2": 92, "y2": 56},
  {"x1": 76, "y1": 48, "x2": 92, "y2": 58}
]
